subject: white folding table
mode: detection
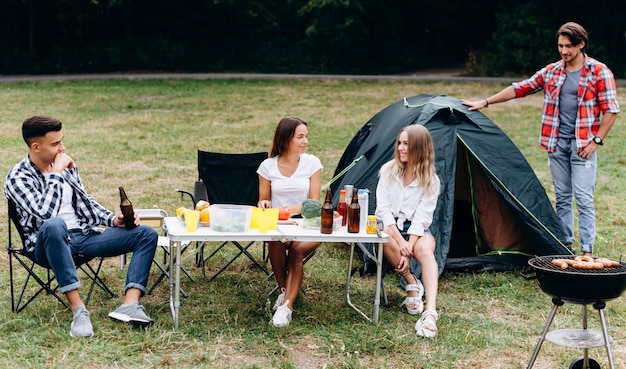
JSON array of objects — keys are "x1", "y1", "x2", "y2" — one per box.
[{"x1": 163, "y1": 217, "x2": 388, "y2": 329}]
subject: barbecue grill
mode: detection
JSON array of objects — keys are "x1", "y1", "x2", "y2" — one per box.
[{"x1": 526, "y1": 255, "x2": 626, "y2": 369}]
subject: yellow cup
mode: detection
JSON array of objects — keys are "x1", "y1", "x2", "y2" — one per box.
[
  {"x1": 265, "y1": 208, "x2": 279, "y2": 230},
  {"x1": 257, "y1": 214, "x2": 271, "y2": 233},
  {"x1": 251, "y1": 207, "x2": 279, "y2": 231},
  {"x1": 184, "y1": 210, "x2": 200, "y2": 232},
  {"x1": 250, "y1": 207, "x2": 261, "y2": 229}
]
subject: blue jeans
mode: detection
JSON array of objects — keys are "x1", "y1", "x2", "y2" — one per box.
[
  {"x1": 548, "y1": 138, "x2": 597, "y2": 253},
  {"x1": 33, "y1": 217, "x2": 158, "y2": 295}
]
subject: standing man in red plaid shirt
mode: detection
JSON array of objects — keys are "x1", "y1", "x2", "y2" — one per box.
[{"x1": 462, "y1": 22, "x2": 619, "y2": 257}]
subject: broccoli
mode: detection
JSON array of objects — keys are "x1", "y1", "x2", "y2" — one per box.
[{"x1": 301, "y1": 199, "x2": 322, "y2": 218}]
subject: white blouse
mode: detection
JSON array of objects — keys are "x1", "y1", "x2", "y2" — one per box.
[
  {"x1": 375, "y1": 170, "x2": 440, "y2": 236},
  {"x1": 257, "y1": 153, "x2": 323, "y2": 208}
]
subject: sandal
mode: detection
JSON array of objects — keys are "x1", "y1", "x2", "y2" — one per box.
[
  {"x1": 415, "y1": 309, "x2": 438, "y2": 338},
  {"x1": 273, "y1": 287, "x2": 286, "y2": 311},
  {"x1": 400, "y1": 276, "x2": 424, "y2": 315}
]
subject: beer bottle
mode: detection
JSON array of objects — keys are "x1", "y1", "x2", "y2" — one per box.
[
  {"x1": 119, "y1": 186, "x2": 136, "y2": 230},
  {"x1": 320, "y1": 189, "x2": 334, "y2": 234},
  {"x1": 347, "y1": 188, "x2": 360, "y2": 233}
]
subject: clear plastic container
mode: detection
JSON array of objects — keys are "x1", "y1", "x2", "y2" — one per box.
[
  {"x1": 358, "y1": 189, "x2": 369, "y2": 231},
  {"x1": 209, "y1": 204, "x2": 252, "y2": 232}
]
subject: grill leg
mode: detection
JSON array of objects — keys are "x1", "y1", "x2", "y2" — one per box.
[
  {"x1": 526, "y1": 298, "x2": 564, "y2": 369},
  {"x1": 593, "y1": 302, "x2": 615, "y2": 369},
  {"x1": 581, "y1": 304, "x2": 591, "y2": 367}
]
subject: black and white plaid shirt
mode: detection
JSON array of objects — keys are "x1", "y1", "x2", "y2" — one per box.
[{"x1": 4, "y1": 155, "x2": 116, "y2": 253}]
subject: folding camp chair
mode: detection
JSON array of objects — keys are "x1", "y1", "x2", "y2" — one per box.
[
  {"x1": 195, "y1": 150, "x2": 271, "y2": 281},
  {"x1": 135, "y1": 208, "x2": 194, "y2": 298},
  {"x1": 6, "y1": 199, "x2": 116, "y2": 313},
  {"x1": 175, "y1": 179, "x2": 212, "y2": 270}
]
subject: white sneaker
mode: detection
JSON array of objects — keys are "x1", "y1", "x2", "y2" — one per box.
[
  {"x1": 272, "y1": 300, "x2": 292, "y2": 327},
  {"x1": 273, "y1": 287, "x2": 286, "y2": 311}
]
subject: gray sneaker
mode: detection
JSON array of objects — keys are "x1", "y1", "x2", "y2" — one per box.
[
  {"x1": 108, "y1": 302, "x2": 154, "y2": 327},
  {"x1": 70, "y1": 305, "x2": 94, "y2": 338}
]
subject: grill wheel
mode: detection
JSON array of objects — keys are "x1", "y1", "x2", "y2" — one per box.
[{"x1": 568, "y1": 356, "x2": 600, "y2": 369}]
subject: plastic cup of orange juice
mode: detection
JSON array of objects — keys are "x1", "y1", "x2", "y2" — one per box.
[
  {"x1": 257, "y1": 214, "x2": 271, "y2": 233},
  {"x1": 184, "y1": 210, "x2": 200, "y2": 232}
]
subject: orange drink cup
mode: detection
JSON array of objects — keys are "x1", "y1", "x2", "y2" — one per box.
[
  {"x1": 184, "y1": 210, "x2": 200, "y2": 232},
  {"x1": 257, "y1": 214, "x2": 271, "y2": 233}
]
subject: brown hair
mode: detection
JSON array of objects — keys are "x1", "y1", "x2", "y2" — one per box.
[
  {"x1": 269, "y1": 116, "x2": 307, "y2": 157},
  {"x1": 22, "y1": 115, "x2": 62, "y2": 147},
  {"x1": 557, "y1": 22, "x2": 588, "y2": 49}
]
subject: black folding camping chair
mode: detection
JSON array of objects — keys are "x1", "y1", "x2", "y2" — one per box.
[
  {"x1": 195, "y1": 150, "x2": 271, "y2": 281},
  {"x1": 5, "y1": 198, "x2": 116, "y2": 313}
]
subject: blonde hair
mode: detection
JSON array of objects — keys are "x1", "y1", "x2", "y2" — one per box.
[{"x1": 380, "y1": 125, "x2": 437, "y2": 195}]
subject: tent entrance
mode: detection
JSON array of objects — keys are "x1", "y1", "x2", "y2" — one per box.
[{"x1": 446, "y1": 141, "x2": 534, "y2": 270}]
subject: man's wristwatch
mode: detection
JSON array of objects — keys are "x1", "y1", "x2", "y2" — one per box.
[{"x1": 592, "y1": 136, "x2": 604, "y2": 145}]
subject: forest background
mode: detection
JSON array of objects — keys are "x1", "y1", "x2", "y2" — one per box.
[{"x1": 1, "y1": 0, "x2": 625, "y2": 78}]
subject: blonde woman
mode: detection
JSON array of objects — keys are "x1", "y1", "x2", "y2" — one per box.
[{"x1": 375, "y1": 125, "x2": 441, "y2": 338}]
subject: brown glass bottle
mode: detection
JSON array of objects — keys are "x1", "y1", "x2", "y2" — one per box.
[
  {"x1": 347, "y1": 188, "x2": 360, "y2": 233},
  {"x1": 119, "y1": 186, "x2": 136, "y2": 230},
  {"x1": 320, "y1": 189, "x2": 334, "y2": 234}
]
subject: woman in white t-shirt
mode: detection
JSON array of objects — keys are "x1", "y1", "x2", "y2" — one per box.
[{"x1": 257, "y1": 117, "x2": 322, "y2": 327}]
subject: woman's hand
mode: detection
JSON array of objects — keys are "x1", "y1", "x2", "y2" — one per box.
[
  {"x1": 395, "y1": 255, "x2": 411, "y2": 275},
  {"x1": 399, "y1": 240, "x2": 413, "y2": 257},
  {"x1": 258, "y1": 200, "x2": 271, "y2": 209},
  {"x1": 286, "y1": 203, "x2": 301, "y2": 216}
]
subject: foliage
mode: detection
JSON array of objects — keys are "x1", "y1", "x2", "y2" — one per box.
[
  {"x1": 478, "y1": 0, "x2": 626, "y2": 78},
  {"x1": 7, "y1": 0, "x2": 626, "y2": 76},
  {"x1": 482, "y1": 2, "x2": 555, "y2": 76}
]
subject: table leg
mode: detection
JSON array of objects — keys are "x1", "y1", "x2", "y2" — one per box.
[
  {"x1": 345, "y1": 243, "x2": 370, "y2": 321},
  {"x1": 168, "y1": 240, "x2": 181, "y2": 330},
  {"x1": 345, "y1": 242, "x2": 383, "y2": 323},
  {"x1": 373, "y1": 242, "x2": 383, "y2": 324}
]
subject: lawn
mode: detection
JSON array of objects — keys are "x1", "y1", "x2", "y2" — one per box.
[{"x1": 0, "y1": 77, "x2": 624, "y2": 369}]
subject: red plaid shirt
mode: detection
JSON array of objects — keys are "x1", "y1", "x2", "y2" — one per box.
[{"x1": 512, "y1": 55, "x2": 620, "y2": 152}]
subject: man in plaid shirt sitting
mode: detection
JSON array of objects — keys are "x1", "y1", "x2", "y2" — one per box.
[{"x1": 5, "y1": 115, "x2": 158, "y2": 338}]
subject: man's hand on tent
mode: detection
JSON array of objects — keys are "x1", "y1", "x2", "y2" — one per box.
[{"x1": 460, "y1": 98, "x2": 487, "y2": 111}]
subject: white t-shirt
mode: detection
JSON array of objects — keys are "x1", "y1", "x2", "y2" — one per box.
[
  {"x1": 256, "y1": 153, "x2": 323, "y2": 208},
  {"x1": 45, "y1": 174, "x2": 81, "y2": 229}
]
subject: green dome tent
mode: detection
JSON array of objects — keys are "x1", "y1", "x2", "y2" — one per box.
[{"x1": 330, "y1": 94, "x2": 572, "y2": 274}]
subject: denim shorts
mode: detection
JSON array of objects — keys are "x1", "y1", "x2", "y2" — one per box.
[{"x1": 397, "y1": 221, "x2": 431, "y2": 241}]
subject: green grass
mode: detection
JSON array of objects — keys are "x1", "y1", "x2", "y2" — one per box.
[{"x1": 0, "y1": 78, "x2": 625, "y2": 368}]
